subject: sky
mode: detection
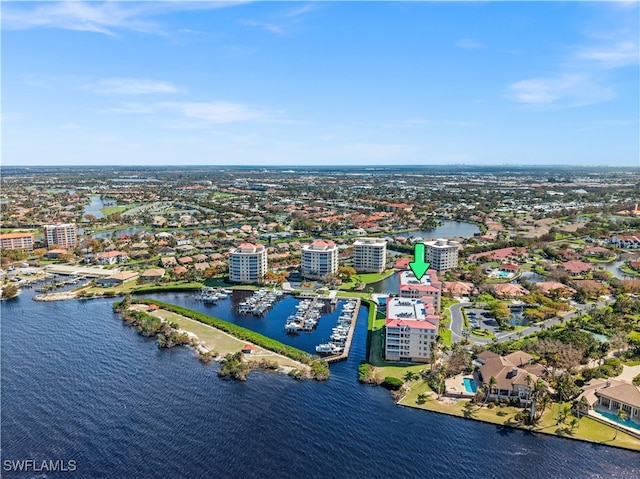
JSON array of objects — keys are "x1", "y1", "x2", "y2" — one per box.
[{"x1": 2, "y1": 0, "x2": 639, "y2": 167}]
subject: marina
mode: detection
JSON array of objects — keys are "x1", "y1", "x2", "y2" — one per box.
[
  {"x1": 196, "y1": 287, "x2": 233, "y2": 304},
  {"x1": 235, "y1": 288, "x2": 284, "y2": 315},
  {"x1": 284, "y1": 296, "x2": 324, "y2": 333},
  {"x1": 316, "y1": 298, "x2": 360, "y2": 363}
]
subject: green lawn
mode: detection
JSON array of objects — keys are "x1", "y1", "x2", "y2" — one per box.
[
  {"x1": 399, "y1": 393, "x2": 640, "y2": 451},
  {"x1": 337, "y1": 291, "x2": 371, "y2": 299},
  {"x1": 440, "y1": 328, "x2": 452, "y2": 347},
  {"x1": 338, "y1": 269, "x2": 394, "y2": 290},
  {"x1": 100, "y1": 205, "x2": 134, "y2": 216},
  {"x1": 84, "y1": 280, "x2": 204, "y2": 295},
  {"x1": 471, "y1": 328, "x2": 495, "y2": 339}
]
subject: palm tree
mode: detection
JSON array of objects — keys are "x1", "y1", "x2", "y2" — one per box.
[
  {"x1": 484, "y1": 376, "x2": 497, "y2": 406},
  {"x1": 614, "y1": 408, "x2": 628, "y2": 440},
  {"x1": 576, "y1": 396, "x2": 589, "y2": 419}
]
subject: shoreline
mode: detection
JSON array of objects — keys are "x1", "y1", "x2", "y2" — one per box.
[
  {"x1": 126, "y1": 304, "x2": 311, "y2": 378},
  {"x1": 397, "y1": 388, "x2": 640, "y2": 453},
  {"x1": 141, "y1": 305, "x2": 311, "y2": 375}
]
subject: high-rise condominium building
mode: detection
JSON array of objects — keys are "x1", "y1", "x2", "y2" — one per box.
[
  {"x1": 353, "y1": 238, "x2": 387, "y2": 273},
  {"x1": 44, "y1": 223, "x2": 78, "y2": 249},
  {"x1": 229, "y1": 243, "x2": 268, "y2": 284},
  {"x1": 301, "y1": 240, "x2": 338, "y2": 280}
]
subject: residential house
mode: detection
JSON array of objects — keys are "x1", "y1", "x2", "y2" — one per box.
[
  {"x1": 95, "y1": 251, "x2": 128, "y2": 265},
  {"x1": 140, "y1": 268, "x2": 165, "y2": 282},
  {"x1": 474, "y1": 351, "x2": 546, "y2": 404},
  {"x1": 96, "y1": 271, "x2": 139, "y2": 287}
]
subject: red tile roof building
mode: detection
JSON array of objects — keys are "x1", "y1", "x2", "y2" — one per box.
[
  {"x1": 398, "y1": 269, "x2": 442, "y2": 313},
  {"x1": 385, "y1": 297, "x2": 439, "y2": 363},
  {"x1": 0, "y1": 232, "x2": 34, "y2": 251},
  {"x1": 229, "y1": 243, "x2": 267, "y2": 284}
]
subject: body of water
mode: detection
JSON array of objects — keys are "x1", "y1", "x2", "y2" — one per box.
[
  {"x1": 83, "y1": 195, "x2": 107, "y2": 220},
  {"x1": 403, "y1": 220, "x2": 481, "y2": 240},
  {"x1": 2, "y1": 290, "x2": 639, "y2": 479},
  {"x1": 600, "y1": 260, "x2": 635, "y2": 280},
  {"x1": 93, "y1": 227, "x2": 151, "y2": 239}
]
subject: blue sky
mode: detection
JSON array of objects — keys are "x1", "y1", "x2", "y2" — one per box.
[{"x1": 2, "y1": 1, "x2": 639, "y2": 166}]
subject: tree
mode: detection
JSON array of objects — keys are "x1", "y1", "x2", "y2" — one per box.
[
  {"x1": 1, "y1": 284, "x2": 19, "y2": 299},
  {"x1": 484, "y1": 376, "x2": 497, "y2": 405},
  {"x1": 575, "y1": 395, "x2": 590, "y2": 419},
  {"x1": 609, "y1": 331, "x2": 629, "y2": 357},
  {"x1": 337, "y1": 266, "x2": 356, "y2": 281},
  {"x1": 445, "y1": 343, "x2": 472, "y2": 376},
  {"x1": 614, "y1": 408, "x2": 628, "y2": 440}
]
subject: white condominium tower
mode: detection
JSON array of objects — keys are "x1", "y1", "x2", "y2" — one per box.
[
  {"x1": 424, "y1": 238, "x2": 459, "y2": 272},
  {"x1": 301, "y1": 240, "x2": 339, "y2": 279},
  {"x1": 353, "y1": 238, "x2": 387, "y2": 273},
  {"x1": 44, "y1": 223, "x2": 78, "y2": 249},
  {"x1": 229, "y1": 243, "x2": 268, "y2": 284}
]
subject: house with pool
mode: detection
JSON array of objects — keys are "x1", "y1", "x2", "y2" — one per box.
[
  {"x1": 577, "y1": 379, "x2": 640, "y2": 435},
  {"x1": 472, "y1": 351, "x2": 548, "y2": 404}
]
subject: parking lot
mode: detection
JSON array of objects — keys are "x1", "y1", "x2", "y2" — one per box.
[{"x1": 465, "y1": 308, "x2": 501, "y2": 335}]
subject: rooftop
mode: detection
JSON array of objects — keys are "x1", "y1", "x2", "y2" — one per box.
[{"x1": 398, "y1": 269, "x2": 441, "y2": 291}]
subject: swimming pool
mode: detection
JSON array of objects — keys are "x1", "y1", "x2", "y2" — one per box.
[
  {"x1": 595, "y1": 409, "x2": 640, "y2": 431},
  {"x1": 463, "y1": 377, "x2": 477, "y2": 393},
  {"x1": 496, "y1": 271, "x2": 510, "y2": 278}
]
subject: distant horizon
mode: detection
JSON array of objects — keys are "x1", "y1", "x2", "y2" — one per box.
[{"x1": 2, "y1": 163, "x2": 639, "y2": 170}]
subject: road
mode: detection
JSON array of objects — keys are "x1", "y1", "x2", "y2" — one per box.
[{"x1": 449, "y1": 297, "x2": 615, "y2": 345}]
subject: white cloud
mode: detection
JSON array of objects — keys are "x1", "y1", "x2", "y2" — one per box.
[
  {"x1": 239, "y1": 19, "x2": 285, "y2": 35},
  {"x1": 507, "y1": 73, "x2": 615, "y2": 108},
  {"x1": 88, "y1": 78, "x2": 181, "y2": 95},
  {"x1": 165, "y1": 102, "x2": 270, "y2": 123},
  {"x1": 1, "y1": 1, "x2": 247, "y2": 36},
  {"x1": 108, "y1": 101, "x2": 270, "y2": 124},
  {"x1": 456, "y1": 38, "x2": 486, "y2": 49},
  {"x1": 97, "y1": 78, "x2": 180, "y2": 95},
  {"x1": 286, "y1": 3, "x2": 319, "y2": 18},
  {"x1": 106, "y1": 102, "x2": 158, "y2": 114},
  {"x1": 576, "y1": 41, "x2": 639, "y2": 68}
]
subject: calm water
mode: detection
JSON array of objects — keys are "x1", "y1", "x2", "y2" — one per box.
[
  {"x1": 2, "y1": 290, "x2": 639, "y2": 479},
  {"x1": 371, "y1": 272, "x2": 400, "y2": 294},
  {"x1": 83, "y1": 195, "x2": 107, "y2": 220},
  {"x1": 403, "y1": 220, "x2": 481, "y2": 239}
]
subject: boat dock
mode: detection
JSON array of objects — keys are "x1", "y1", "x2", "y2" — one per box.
[
  {"x1": 321, "y1": 298, "x2": 360, "y2": 364},
  {"x1": 236, "y1": 288, "x2": 284, "y2": 315},
  {"x1": 285, "y1": 296, "x2": 323, "y2": 333}
]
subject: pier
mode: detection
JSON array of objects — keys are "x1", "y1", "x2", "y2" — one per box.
[
  {"x1": 285, "y1": 296, "x2": 323, "y2": 333},
  {"x1": 324, "y1": 298, "x2": 360, "y2": 364}
]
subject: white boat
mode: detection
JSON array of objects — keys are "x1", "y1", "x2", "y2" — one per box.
[
  {"x1": 315, "y1": 343, "x2": 341, "y2": 354},
  {"x1": 285, "y1": 322, "x2": 301, "y2": 332}
]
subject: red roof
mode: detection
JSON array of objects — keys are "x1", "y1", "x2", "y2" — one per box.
[
  {"x1": 500, "y1": 263, "x2": 519, "y2": 271},
  {"x1": 242, "y1": 344, "x2": 255, "y2": 350},
  {"x1": 310, "y1": 239, "x2": 336, "y2": 249},
  {"x1": 562, "y1": 260, "x2": 593, "y2": 274},
  {"x1": 97, "y1": 250, "x2": 126, "y2": 258},
  {"x1": 400, "y1": 284, "x2": 439, "y2": 293},
  {"x1": 394, "y1": 258, "x2": 410, "y2": 269}
]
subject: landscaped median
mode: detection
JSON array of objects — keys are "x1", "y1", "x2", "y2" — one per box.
[{"x1": 113, "y1": 298, "x2": 329, "y2": 381}]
